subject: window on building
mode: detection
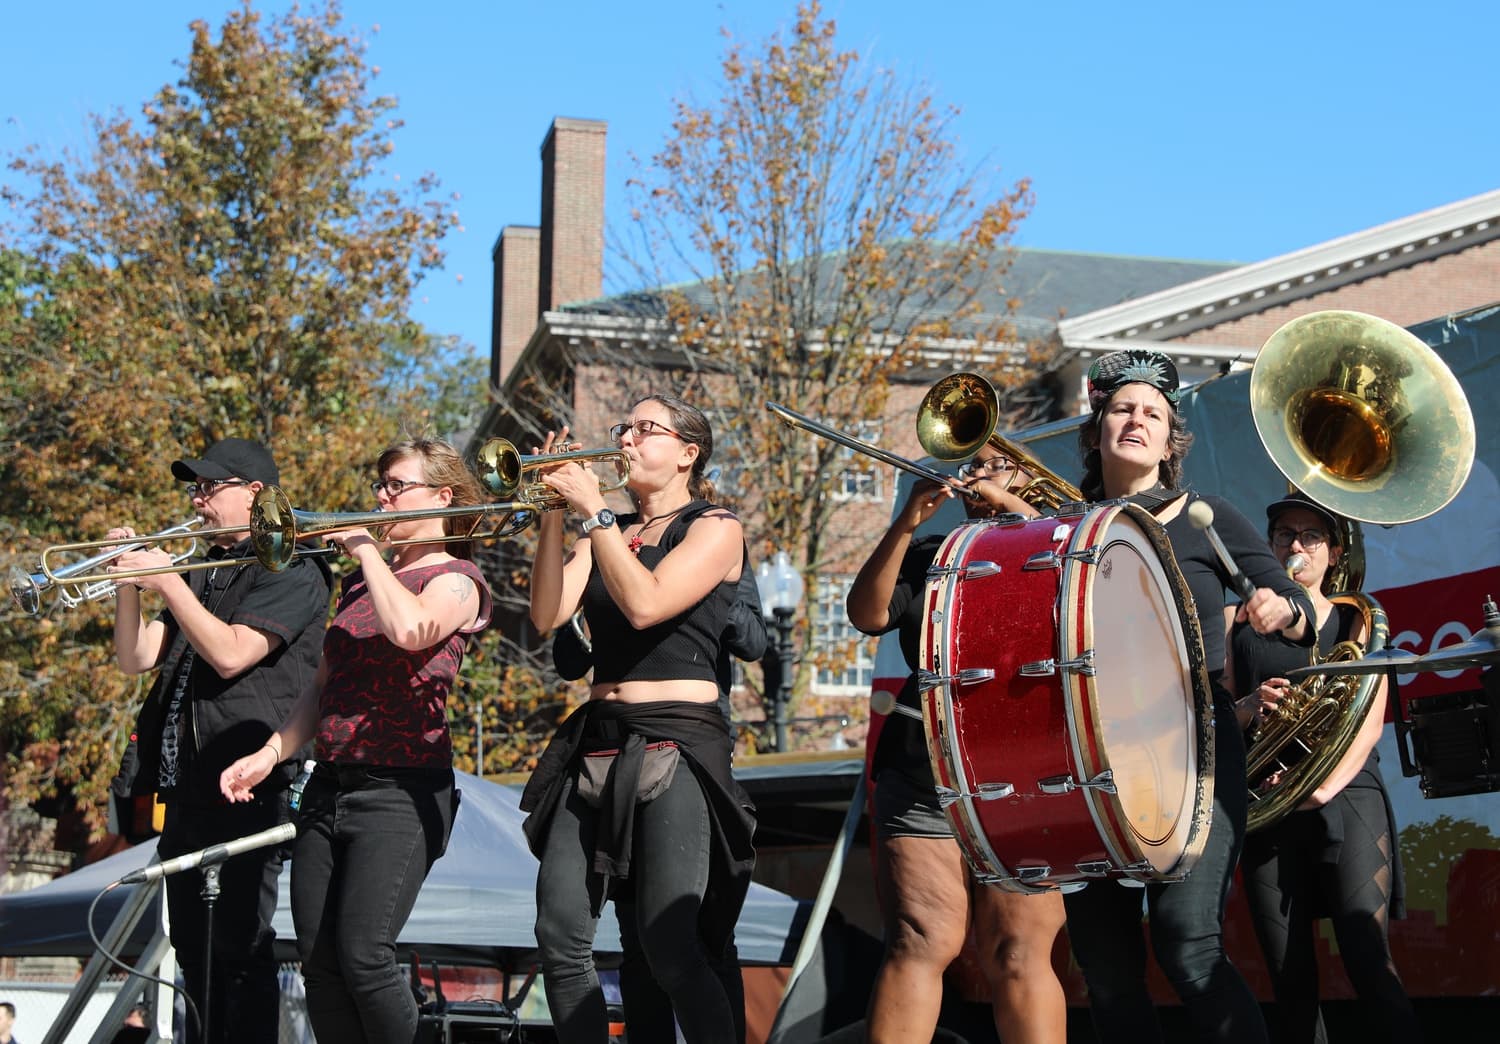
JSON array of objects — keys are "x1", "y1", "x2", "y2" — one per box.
[
  {"x1": 813, "y1": 574, "x2": 876, "y2": 694},
  {"x1": 833, "y1": 421, "x2": 883, "y2": 502},
  {"x1": 703, "y1": 408, "x2": 747, "y2": 500}
]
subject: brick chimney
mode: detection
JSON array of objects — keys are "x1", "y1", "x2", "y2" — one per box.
[
  {"x1": 539, "y1": 117, "x2": 606, "y2": 313},
  {"x1": 491, "y1": 226, "x2": 539, "y2": 390},
  {"x1": 490, "y1": 117, "x2": 606, "y2": 390}
]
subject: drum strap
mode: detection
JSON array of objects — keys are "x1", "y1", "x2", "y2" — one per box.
[{"x1": 1145, "y1": 490, "x2": 1191, "y2": 525}]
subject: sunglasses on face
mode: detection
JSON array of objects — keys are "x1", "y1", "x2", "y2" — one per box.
[
  {"x1": 1271, "y1": 527, "x2": 1329, "y2": 550},
  {"x1": 958, "y1": 457, "x2": 1019, "y2": 480},
  {"x1": 609, "y1": 418, "x2": 683, "y2": 446},
  {"x1": 185, "y1": 478, "x2": 248, "y2": 499}
]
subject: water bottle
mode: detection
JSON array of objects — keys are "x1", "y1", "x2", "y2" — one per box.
[{"x1": 289, "y1": 759, "x2": 316, "y2": 812}]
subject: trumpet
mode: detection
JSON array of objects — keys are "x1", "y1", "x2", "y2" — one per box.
[
  {"x1": 13, "y1": 517, "x2": 213, "y2": 614},
  {"x1": 476, "y1": 438, "x2": 631, "y2": 510}
]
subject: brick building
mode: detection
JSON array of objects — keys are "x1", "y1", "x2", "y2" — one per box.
[{"x1": 472, "y1": 116, "x2": 1499, "y2": 709}]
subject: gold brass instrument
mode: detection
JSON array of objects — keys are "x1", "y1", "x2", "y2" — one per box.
[
  {"x1": 768, "y1": 371, "x2": 1082, "y2": 509},
  {"x1": 1244, "y1": 309, "x2": 1475, "y2": 830},
  {"x1": 477, "y1": 438, "x2": 631, "y2": 510},
  {"x1": 1250, "y1": 309, "x2": 1475, "y2": 524},
  {"x1": 249, "y1": 486, "x2": 534, "y2": 571},
  {"x1": 1245, "y1": 590, "x2": 1389, "y2": 831}
]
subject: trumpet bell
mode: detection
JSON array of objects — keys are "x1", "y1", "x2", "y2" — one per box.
[
  {"x1": 918, "y1": 372, "x2": 1000, "y2": 462},
  {"x1": 1251, "y1": 310, "x2": 1475, "y2": 524}
]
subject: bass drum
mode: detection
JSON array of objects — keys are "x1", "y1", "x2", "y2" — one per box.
[{"x1": 919, "y1": 502, "x2": 1214, "y2": 892}]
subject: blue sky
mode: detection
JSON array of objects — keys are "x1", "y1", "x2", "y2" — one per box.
[{"x1": 3, "y1": 1, "x2": 1496, "y2": 359}]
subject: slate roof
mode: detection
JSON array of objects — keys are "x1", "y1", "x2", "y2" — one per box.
[{"x1": 560, "y1": 247, "x2": 1239, "y2": 342}]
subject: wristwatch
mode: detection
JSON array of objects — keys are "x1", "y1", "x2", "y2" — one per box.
[
  {"x1": 1285, "y1": 597, "x2": 1303, "y2": 629},
  {"x1": 579, "y1": 508, "x2": 617, "y2": 536}
]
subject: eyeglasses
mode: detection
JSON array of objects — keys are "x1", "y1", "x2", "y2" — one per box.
[
  {"x1": 609, "y1": 419, "x2": 684, "y2": 446},
  {"x1": 958, "y1": 457, "x2": 1019, "y2": 480},
  {"x1": 1271, "y1": 527, "x2": 1329, "y2": 550},
  {"x1": 370, "y1": 477, "x2": 435, "y2": 498},
  {"x1": 185, "y1": 478, "x2": 248, "y2": 499}
]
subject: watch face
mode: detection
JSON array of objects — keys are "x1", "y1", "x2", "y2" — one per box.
[{"x1": 598, "y1": 509, "x2": 616, "y2": 526}]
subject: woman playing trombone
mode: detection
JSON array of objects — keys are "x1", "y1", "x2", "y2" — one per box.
[
  {"x1": 523, "y1": 394, "x2": 754, "y2": 1043},
  {"x1": 220, "y1": 436, "x2": 492, "y2": 1044},
  {"x1": 848, "y1": 437, "x2": 1069, "y2": 1044}
]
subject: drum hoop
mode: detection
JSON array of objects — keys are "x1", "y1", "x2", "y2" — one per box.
[
  {"x1": 1060, "y1": 503, "x2": 1216, "y2": 881},
  {"x1": 920, "y1": 519, "x2": 1049, "y2": 892}
]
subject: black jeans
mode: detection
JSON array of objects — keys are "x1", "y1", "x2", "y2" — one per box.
[
  {"x1": 1064, "y1": 701, "x2": 1269, "y2": 1044},
  {"x1": 290, "y1": 766, "x2": 456, "y2": 1044},
  {"x1": 534, "y1": 768, "x2": 734, "y2": 1044},
  {"x1": 160, "y1": 793, "x2": 289, "y2": 1044}
]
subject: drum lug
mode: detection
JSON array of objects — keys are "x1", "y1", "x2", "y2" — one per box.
[
  {"x1": 917, "y1": 668, "x2": 996, "y2": 693},
  {"x1": 1018, "y1": 649, "x2": 1096, "y2": 677},
  {"x1": 1037, "y1": 769, "x2": 1116, "y2": 795},
  {"x1": 935, "y1": 782, "x2": 1015, "y2": 806},
  {"x1": 927, "y1": 560, "x2": 1002, "y2": 581},
  {"x1": 1023, "y1": 551, "x2": 1061, "y2": 571},
  {"x1": 975, "y1": 866, "x2": 1054, "y2": 886},
  {"x1": 975, "y1": 782, "x2": 1015, "y2": 801},
  {"x1": 1074, "y1": 860, "x2": 1115, "y2": 877}
]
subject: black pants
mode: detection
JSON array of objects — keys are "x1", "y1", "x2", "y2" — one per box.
[
  {"x1": 1241, "y1": 781, "x2": 1418, "y2": 1043},
  {"x1": 534, "y1": 769, "x2": 735, "y2": 1044},
  {"x1": 1064, "y1": 702, "x2": 1269, "y2": 1044},
  {"x1": 160, "y1": 794, "x2": 289, "y2": 1044},
  {"x1": 290, "y1": 766, "x2": 456, "y2": 1044}
]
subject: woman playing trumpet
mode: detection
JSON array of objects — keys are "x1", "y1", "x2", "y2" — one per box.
[
  {"x1": 848, "y1": 438, "x2": 1069, "y2": 1044},
  {"x1": 220, "y1": 437, "x2": 492, "y2": 1044},
  {"x1": 523, "y1": 394, "x2": 755, "y2": 1043}
]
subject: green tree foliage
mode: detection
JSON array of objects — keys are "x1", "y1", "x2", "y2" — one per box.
[{"x1": 0, "y1": 2, "x2": 476, "y2": 835}]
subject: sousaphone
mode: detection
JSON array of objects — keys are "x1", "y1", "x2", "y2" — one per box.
[{"x1": 1245, "y1": 310, "x2": 1475, "y2": 830}]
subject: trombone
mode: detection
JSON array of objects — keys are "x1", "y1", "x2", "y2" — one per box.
[
  {"x1": 477, "y1": 438, "x2": 631, "y2": 509},
  {"x1": 249, "y1": 486, "x2": 537, "y2": 570},
  {"x1": 13, "y1": 517, "x2": 214, "y2": 614},
  {"x1": 768, "y1": 371, "x2": 1083, "y2": 509}
]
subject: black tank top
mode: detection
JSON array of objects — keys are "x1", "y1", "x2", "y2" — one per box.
[{"x1": 583, "y1": 501, "x2": 735, "y2": 685}]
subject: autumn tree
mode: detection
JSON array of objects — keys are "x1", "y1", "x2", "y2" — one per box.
[
  {"x1": 0, "y1": 2, "x2": 477, "y2": 834},
  {"x1": 495, "y1": 2, "x2": 1038, "y2": 739}
]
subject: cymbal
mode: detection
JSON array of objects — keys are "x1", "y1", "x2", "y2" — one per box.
[
  {"x1": 1287, "y1": 630, "x2": 1500, "y2": 679},
  {"x1": 1287, "y1": 647, "x2": 1420, "y2": 679}
]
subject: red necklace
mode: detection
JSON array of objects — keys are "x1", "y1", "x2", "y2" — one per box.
[{"x1": 627, "y1": 502, "x2": 691, "y2": 554}]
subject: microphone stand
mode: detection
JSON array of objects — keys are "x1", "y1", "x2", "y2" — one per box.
[{"x1": 199, "y1": 862, "x2": 223, "y2": 1044}]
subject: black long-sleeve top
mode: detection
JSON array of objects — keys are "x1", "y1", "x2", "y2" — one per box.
[{"x1": 1159, "y1": 492, "x2": 1315, "y2": 700}]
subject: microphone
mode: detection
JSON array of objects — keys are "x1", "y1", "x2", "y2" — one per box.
[
  {"x1": 121, "y1": 822, "x2": 296, "y2": 885},
  {"x1": 1187, "y1": 500, "x2": 1255, "y2": 602}
]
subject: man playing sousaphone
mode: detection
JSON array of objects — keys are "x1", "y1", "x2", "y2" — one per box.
[{"x1": 1224, "y1": 491, "x2": 1417, "y2": 1042}]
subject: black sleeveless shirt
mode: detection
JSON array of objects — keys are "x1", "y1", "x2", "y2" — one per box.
[{"x1": 583, "y1": 501, "x2": 735, "y2": 685}]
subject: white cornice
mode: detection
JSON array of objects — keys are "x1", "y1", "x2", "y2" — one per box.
[{"x1": 1057, "y1": 189, "x2": 1500, "y2": 342}]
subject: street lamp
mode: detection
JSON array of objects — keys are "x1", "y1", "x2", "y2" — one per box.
[{"x1": 755, "y1": 549, "x2": 804, "y2": 753}]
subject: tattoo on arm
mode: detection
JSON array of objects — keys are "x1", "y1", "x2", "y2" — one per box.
[{"x1": 449, "y1": 577, "x2": 473, "y2": 604}]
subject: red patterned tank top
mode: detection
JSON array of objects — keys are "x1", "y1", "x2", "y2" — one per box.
[{"x1": 316, "y1": 558, "x2": 491, "y2": 768}]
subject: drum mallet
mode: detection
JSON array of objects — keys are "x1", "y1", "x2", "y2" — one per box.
[
  {"x1": 1186, "y1": 500, "x2": 1256, "y2": 603},
  {"x1": 870, "y1": 689, "x2": 923, "y2": 721}
]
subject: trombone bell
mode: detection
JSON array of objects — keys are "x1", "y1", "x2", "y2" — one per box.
[{"x1": 918, "y1": 372, "x2": 1001, "y2": 461}]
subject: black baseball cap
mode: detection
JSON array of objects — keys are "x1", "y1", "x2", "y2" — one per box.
[
  {"x1": 171, "y1": 437, "x2": 279, "y2": 487},
  {"x1": 1265, "y1": 489, "x2": 1342, "y2": 543}
]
